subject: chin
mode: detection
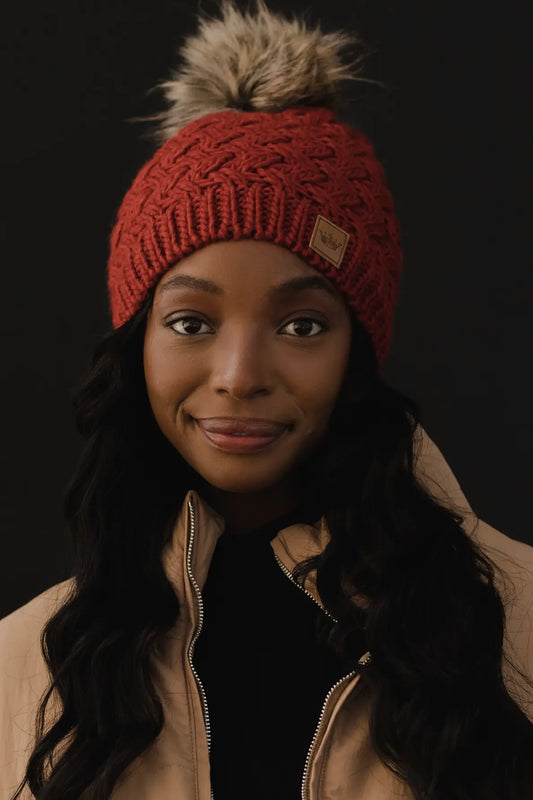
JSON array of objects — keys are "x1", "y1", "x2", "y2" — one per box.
[
  {"x1": 197, "y1": 468, "x2": 287, "y2": 495},
  {"x1": 174, "y1": 434, "x2": 307, "y2": 495}
]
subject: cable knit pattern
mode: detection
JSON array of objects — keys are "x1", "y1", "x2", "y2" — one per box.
[{"x1": 107, "y1": 106, "x2": 402, "y2": 367}]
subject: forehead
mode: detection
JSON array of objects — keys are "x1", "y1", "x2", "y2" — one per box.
[{"x1": 153, "y1": 239, "x2": 344, "y2": 304}]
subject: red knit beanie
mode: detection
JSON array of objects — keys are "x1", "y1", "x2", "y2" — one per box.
[{"x1": 107, "y1": 1, "x2": 402, "y2": 369}]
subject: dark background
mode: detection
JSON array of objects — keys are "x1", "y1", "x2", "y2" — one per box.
[{"x1": 1, "y1": 0, "x2": 531, "y2": 619}]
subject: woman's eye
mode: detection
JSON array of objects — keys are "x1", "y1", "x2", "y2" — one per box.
[
  {"x1": 281, "y1": 318, "x2": 326, "y2": 337},
  {"x1": 167, "y1": 316, "x2": 211, "y2": 335},
  {"x1": 165, "y1": 315, "x2": 327, "y2": 337}
]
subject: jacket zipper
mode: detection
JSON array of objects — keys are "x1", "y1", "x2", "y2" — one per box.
[
  {"x1": 272, "y1": 549, "x2": 372, "y2": 800},
  {"x1": 186, "y1": 504, "x2": 372, "y2": 800},
  {"x1": 185, "y1": 497, "x2": 215, "y2": 800},
  {"x1": 301, "y1": 670, "x2": 357, "y2": 799}
]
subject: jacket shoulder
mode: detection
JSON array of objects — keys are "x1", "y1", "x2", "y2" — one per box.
[
  {"x1": 0, "y1": 579, "x2": 74, "y2": 799},
  {"x1": 0, "y1": 578, "x2": 75, "y2": 697},
  {"x1": 473, "y1": 520, "x2": 533, "y2": 719},
  {"x1": 413, "y1": 425, "x2": 533, "y2": 717},
  {"x1": 0, "y1": 579, "x2": 75, "y2": 664},
  {"x1": 474, "y1": 518, "x2": 533, "y2": 572}
]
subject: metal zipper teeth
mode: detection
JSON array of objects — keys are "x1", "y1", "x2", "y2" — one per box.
[
  {"x1": 272, "y1": 548, "x2": 372, "y2": 800},
  {"x1": 185, "y1": 498, "x2": 214, "y2": 800},
  {"x1": 300, "y1": 669, "x2": 358, "y2": 799}
]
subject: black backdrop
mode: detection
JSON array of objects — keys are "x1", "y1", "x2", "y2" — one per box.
[{"x1": 1, "y1": 0, "x2": 531, "y2": 619}]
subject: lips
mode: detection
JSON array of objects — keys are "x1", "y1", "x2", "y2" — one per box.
[{"x1": 196, "y1": 417, "x2": 288, "y2": 436}]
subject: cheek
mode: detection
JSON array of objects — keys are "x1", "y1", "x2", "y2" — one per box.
[
  {"x1": 290, "y1": 345, "x2": 350, "y2": 428},
  {"x1": 143, "y1": 334, "x2": 195, "y2": 423}
]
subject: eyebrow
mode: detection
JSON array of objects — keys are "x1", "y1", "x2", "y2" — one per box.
[{"x1": 158, "y1": 273, "x2": 340, "y2": 300}]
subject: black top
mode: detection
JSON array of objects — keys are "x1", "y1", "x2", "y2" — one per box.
[{"x1": 193, "y1": 501, "x2": 366, "y2": 799}]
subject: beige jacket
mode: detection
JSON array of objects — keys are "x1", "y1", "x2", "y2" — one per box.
[{"x1": 1, "y1": 426, "x2": 532, "y2": 800}]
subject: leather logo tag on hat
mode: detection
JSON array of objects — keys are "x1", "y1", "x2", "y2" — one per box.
[{"x1": 309, "y1": 215, "x2": 350, "y2": 269}]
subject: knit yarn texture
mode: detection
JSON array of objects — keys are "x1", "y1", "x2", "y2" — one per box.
[{"x1": 107, "y1": 106, "x2": 402, "y2": 366}]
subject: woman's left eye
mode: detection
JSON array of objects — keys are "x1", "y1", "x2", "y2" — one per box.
[{"x1": 281, "y1": 318, "x2": 326, "y2": 337}]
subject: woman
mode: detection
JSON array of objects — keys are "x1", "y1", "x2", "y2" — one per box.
[{"x1": 1, "y1": 2, "x2": 532, "y2": 798}]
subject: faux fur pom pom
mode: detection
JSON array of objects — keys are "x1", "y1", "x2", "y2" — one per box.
[{"x1": 142, "y1": 0, "x2": 366, "y2": 145}]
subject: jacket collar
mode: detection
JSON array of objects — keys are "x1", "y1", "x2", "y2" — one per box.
[
  {"x1": 161, "y1": 424, "x2": 477, "y2": 612},
  {"x1": 162, "y1": 488, "x2": 331, "y2": 609}
]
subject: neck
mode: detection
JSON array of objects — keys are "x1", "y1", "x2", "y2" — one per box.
[{"x1": 199, "y1": 477, "x2": 303, "y2": 535}]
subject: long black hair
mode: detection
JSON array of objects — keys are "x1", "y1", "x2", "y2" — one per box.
[{"x1": 12, "y1": 287, "x2": 533, "y2": 799}]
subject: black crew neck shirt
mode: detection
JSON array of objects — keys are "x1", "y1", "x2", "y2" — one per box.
[{"x1": 193, "y1": 501, "x2": 366, "y2": 799}]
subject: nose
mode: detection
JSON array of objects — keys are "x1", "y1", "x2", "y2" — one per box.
[{"x1": 210, "y1": 327, "x2": 273, "y2": 399}]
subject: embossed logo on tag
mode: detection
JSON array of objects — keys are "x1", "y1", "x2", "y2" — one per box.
[{"x1": 309, "y1": 215, "x2": 350, "y2": 269}]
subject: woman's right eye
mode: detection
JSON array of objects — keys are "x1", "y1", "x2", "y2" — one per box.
[{"x1": 166, "y1": 316, "x2": 212, "y2": 335}]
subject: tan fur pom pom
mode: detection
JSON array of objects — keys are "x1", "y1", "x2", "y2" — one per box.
[{"x1": 139, "y1": 0, "x2": 367, "y2": 145}]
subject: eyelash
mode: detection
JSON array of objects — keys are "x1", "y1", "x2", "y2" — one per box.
[{"x1": 164, "y1": 314, "x2": 329, "y2": 338}]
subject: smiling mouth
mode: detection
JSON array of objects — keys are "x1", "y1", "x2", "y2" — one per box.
[{"x1": 195, "y1": 420, "x2": 288, "y2": 454}]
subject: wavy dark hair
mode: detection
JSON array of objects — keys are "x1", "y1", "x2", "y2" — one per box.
[{"x1": 12, "y1": 287, "x2": 533, "y2": 799}]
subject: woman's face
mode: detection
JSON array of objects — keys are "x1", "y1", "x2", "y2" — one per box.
[{"x1": 143, "y1": 240, "x2": 351, "y2": 494}]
